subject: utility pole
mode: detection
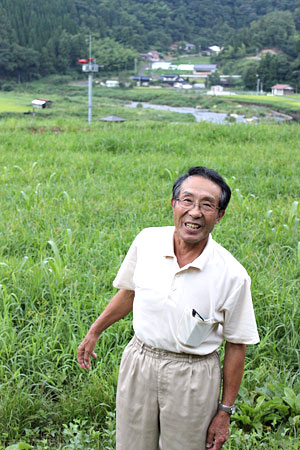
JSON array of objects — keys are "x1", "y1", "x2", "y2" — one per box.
[
  {"x1": 88, "y1": 36, "x2": 93, "y2": 124},
  {"x1": 78, "y1": 35, "x2": 99, "y2": 124},
  {"x1": 256, "y1": 76, "x2": 260, "y2": 95}
]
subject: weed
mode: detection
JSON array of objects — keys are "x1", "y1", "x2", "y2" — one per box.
[{"x1": 0, "y1": 84, "x2": 300, "y2": 449}]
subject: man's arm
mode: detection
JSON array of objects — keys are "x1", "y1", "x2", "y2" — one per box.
[
  {"x1": 206, "y1": 341, "x2": 246, "y2": 450},
  {"x1": 77, "y1": 289, "x2": 135, "y2": 370}
]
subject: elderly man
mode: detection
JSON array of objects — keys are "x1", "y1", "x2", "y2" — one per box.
[{"x1": 77, "y1": 166, "x2": 259, "y2": 450}]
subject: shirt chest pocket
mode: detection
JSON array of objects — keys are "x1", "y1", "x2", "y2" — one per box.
[{"x1": 176, "y1": 308, "x2": 217, "y2": 348}]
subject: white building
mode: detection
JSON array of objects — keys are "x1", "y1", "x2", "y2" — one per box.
[
  {"x1": 105, "y1": 80, "x2": 119, "y2": 87},
  {"x1": 152, "y1": 62, "x2": 171, "y2": 70},
  {"x1": 207, "y1": 86, "x2": 236, "y2": 96},
  {"x1": 209, "y1": 45, "x2": 222, "y2": 54},
  {"x1": 177, "y1": 64, "x2": 194, "y2": 71},
  {"x1": 271, "y1": 84, "x2": 294, "y2": 95}
]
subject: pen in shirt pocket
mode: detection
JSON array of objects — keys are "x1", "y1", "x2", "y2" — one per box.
[{"x1": 192, "y1": 308, "x2": 205, "y2": 321}]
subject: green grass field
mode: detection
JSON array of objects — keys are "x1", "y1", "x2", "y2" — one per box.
[
  {"x1": 169, "y1": 55, "x2": 211, "y2": 65},
  {"x1": 0, "y1": 93, "x2": 32, "y2": 113},
  {"x1": 229, "y1": 93, "x2": 300, "y2": 115},
  {"x1": 0, "y1": 82, "x2": 300, "y2": 449}
]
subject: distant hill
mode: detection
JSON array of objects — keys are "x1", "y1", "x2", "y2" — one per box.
[{"x1": 0, "y1": 0, "x2": 300, "y2": 83}]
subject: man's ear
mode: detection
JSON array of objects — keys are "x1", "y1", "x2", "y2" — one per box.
[
  {"x1": 215, "y1": 209, "x2": 225, "y2": 224},
  {"x1": 171, "y1": 198, "x2": 176, "y2": 210}
]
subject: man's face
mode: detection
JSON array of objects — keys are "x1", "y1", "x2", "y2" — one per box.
[{"x1": 171, "y1": 176, "x2": 225, "y2": 247}]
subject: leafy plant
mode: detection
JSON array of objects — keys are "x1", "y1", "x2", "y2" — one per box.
[
  {"x1": 4, "y1": 444, "x2": 32, "y2": 450},
  {"x1": 233, "y1": 384, "x2": 300, "y2": 435},
  {"x1": 62, "y1": 420, "x2": 100, "y2": 450}
]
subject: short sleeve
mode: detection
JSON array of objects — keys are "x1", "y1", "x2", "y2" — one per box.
[
  {"x1": 221, "y1": 277, "x2": 260, "y2": 344},
  {"x1": 112, "y1": 234, "x2": 139, "y2": 291}
]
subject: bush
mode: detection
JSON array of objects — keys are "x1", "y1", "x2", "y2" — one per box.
[{"x1": 1, "y1": 81, "x2": 17, "y2": 91}]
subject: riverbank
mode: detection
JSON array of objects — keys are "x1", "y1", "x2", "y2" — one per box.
[
  {"x1": 125, "y1": 101, "x2": 291, "y2": 124},
  {"x1": 3, "y1": 77, "x2": 300, "y2": 122}
]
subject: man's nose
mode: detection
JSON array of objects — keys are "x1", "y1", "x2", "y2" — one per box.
[{"x1": 189, "y1": 203, "x2": 203, "y2": 216}]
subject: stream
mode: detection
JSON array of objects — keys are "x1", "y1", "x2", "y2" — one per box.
[{"x1": 125, "y1": 101, "x2": 288, "y2": 124}]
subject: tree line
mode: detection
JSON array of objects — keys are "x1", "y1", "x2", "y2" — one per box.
[
  {"x1": 217, "y1": 9, "x2": 300, "y2": 91},
  {"x1": 0, "y1": 0, "x2": 299, "y2": 88}
]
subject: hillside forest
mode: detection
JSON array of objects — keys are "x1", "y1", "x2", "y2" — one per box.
[{"x1": 0, "y1": 0, "x2": 300, "y2": 90}]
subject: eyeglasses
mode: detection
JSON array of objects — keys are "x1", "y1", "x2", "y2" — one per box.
[{"x1": 175, "y1": 198, "x2": 220, "y2": 214}]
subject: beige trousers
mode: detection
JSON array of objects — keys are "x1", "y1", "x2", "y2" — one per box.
[{"x1": 116, "y1": 335, "x2": 221, "y2": 450}]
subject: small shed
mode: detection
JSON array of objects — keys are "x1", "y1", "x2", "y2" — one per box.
[
  {"x1": 32, "y1": 99, "x2": 52, "y2": 109},
  {"x1": 271, "y1": 84, "x2": 294, "y2": 95}
]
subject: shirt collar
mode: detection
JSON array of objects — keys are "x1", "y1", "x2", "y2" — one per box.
[
  {"x1": 162, "y1": 227, "x2": 176, "y2": 258},
  {"x1": 188, "y1": 235, "x2": 212, "y2": 270},
  {"x1": 162, "y1": 228, "x2": 212, "y2": 271}
]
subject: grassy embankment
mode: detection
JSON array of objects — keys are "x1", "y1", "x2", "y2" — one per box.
[
  {"x1": 227, "y1": 94, "x2": 300, "y2": 119},
  {"x1": 0, "y1": 83, "x2": 299, "y2": 449}
]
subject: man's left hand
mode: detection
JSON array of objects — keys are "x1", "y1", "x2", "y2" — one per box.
[{"x1": 206, "y1": 411, "x2": 230, "y2": 449}]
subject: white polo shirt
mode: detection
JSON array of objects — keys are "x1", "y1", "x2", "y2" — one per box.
[{"x1": 113, "y1": 226, "x2": 259, "y2": 354}]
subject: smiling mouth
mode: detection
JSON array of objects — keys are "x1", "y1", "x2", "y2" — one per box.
[{"x1": 185, "y1": 222, "x2": 201, "y2": 230}]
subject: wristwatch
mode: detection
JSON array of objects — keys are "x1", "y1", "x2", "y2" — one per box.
[{"x1": 218, "y1": 403, "x2": 236, "y2": 415}]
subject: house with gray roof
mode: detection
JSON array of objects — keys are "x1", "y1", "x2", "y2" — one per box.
[{"x1": 193, "y1": 65, "x2": 217, "y2": 76}]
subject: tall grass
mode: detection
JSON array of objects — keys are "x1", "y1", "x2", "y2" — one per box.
[{"x1": 0, "y1": 95, "x2": 299, "y2": 449}]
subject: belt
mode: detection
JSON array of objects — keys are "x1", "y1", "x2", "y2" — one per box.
[{"x1": 132, "y1": 334, "x2": 217, "y2": 363}]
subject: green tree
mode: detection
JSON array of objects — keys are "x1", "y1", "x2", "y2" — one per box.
[
  {"x1": 248, "y1": 11, "x2": 297, "y2": 56},
  {"x1": 0, "y1": 42, "x2": 40, "y2": 81},
  {"x1": 276, "y1": 53, "x2": 291, "y2": 82},
  {"x1": 0, "y1": 0, "x2": 300, "y2": 81},
  {"x1": 258, "y1": 53, "x2": 278, "y2": 91},
  {"x1": 56, "y1": 31, "x2": 72, "y2": 73},
  {"x1": 290, "y1": 56, "x2": 300, "y2": 91},
  {"x1": 206, "y1": 71, "x2": 221, "y2": 88},
  {"x1": 0, "y1": 40, "x2": 17, "y2": 79},
  {"x1": 93, "y1": 37, "x2": 138, "y2": 73},
  {"x1": 294, "y1": 8, "x2": 300, "y2": 31},
  {"x1": 39, "y1": 47, "x2": 55, "y2": 76},
  {"x1": 243, "y1": 63, "x2": 259, "y2": 90},
  {"x1": 69, "y1": 34, "x2": 88, "y2": 68}
]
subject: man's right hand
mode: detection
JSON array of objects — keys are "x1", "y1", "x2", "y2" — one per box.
[
  {"x1": 77, "y1": 333, "x2": 98, "y2": 369},
  {"x1": 77, "y1": 289, "x2": 135, "y2": 370}
]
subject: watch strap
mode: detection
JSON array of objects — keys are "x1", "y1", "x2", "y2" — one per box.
[{"x1": 218, "y1": 403, "x2": 235, "y2": 415}]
